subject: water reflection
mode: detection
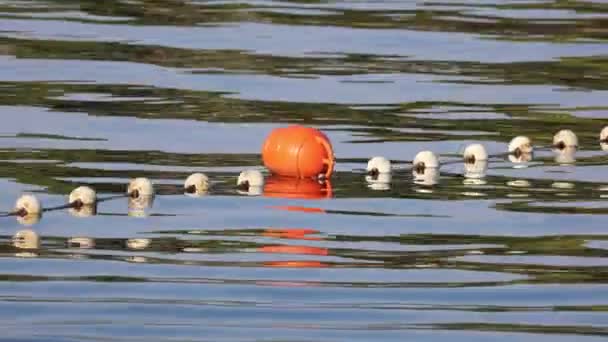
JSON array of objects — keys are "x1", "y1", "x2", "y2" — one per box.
[
  {"x1": 264, "y1": 176, "x2": 332, "y2": 199},
  {"x1": 126, "y1": 238, "x2": 151, "y2": 250},
  {"x1": 413, "y1": 167, "x2": 439, "y2": 186},
  {"x1": 365, "y1": 172, "x2": 391, "y2": 191},
  {"x1": 262, "y1": 228, "x2": 322, "y2": 241},
  {"x1": 67, "y1": 237, "x2": 96, "y2": 249},
  {"x1": 554, "y1": 147, "x2": 577, "y2": 164},
  {"x1": 12, "y1": 229, "x2": 40, "y2": 250},
  {"x1": 259, "y1": 244, "x2": 329, "y2": 256},
  {"x1": 508, "y1": 180, "x2": 532, "y2": 188},
  {"x1": 464, "y1": 160, "x2": 488, "y2": 179}
]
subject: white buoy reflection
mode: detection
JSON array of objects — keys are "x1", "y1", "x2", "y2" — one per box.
[
  {"x1": 464, "y1": 160, "x2": 487, "y2": 180},
  {"x1": 554, "y1": 147, "x2": 576, "y2": 164},
  {"x1": 67, "y1": 237, "x2": 96, "y2": 249},
  {"x1": 413, "y1": 167, "x2": 439, "y2": 186},
  {"x1": 12, "y1": 229, "x2": 40, "y2": 250},
  {"x1": 365, "y1": 173, "x2": 391, "y2": 191},
  {"x1": 127, "y1": 238, "x2": 151, "y2": 250}
]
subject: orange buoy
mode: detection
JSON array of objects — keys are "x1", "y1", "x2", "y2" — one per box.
[
  {"x1": 262, "y1": 125, "x2": 335, "y2": 179},
  {"x1": 263, "y1": 175, "x2": 332, "y2": 200}
]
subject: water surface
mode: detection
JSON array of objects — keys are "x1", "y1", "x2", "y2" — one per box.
[{"x1": 1, "y1": 0, "x2": 608, "y2": 341}]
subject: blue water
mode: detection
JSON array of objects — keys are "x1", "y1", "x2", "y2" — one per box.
[{"x1": 1, "y1": 0, "x2": 608, "y2": 340}]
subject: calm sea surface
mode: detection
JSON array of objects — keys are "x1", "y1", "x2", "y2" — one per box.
[{"x1": 1, "y1": 0, "x2": 608, "y2": 341}]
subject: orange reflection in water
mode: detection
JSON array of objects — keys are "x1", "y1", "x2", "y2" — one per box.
[
  {"x1": 262, "y1": 228, "x2": 322, "y2": 241},
  {"x1": 263, "y1": 261, "x2": 328, "y2": 268},
  {"x1": 259, "y1": 245, "x2": 329, "y2": 256},
  {"x1": 270, "y1": 205, "x2": 326, "y2": 214},
  {"x1": 264, "y1": 175, "x2": 332, "y2": 199}
]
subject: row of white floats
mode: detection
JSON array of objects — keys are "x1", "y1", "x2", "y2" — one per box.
[{"x1": 1, "y1": 128, "x2": 597, "y2": 224}]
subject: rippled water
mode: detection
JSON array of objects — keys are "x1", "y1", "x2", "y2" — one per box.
[{"x1": 1, "y1": 0, "x2": 608, "y2": 340}]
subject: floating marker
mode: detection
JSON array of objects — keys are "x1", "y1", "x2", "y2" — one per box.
[
  {"x1": 413, "y1": 151, "x2": 439, "y2": 173},
  {"x1": 366, "y1": 156, "x2": 391, "y2": 176},
  {"x1": 413, "y1": 167, "x2": 439, "y2": 186},
  {"x1": 127, "y1": 177, "x2": 154, "y2": 198},
  {"x1": 508, "y1": 136, "x2": 533, "y2": 155},
  {"x1": 262, "y1": 125, "x2": 335, "y2": 179},
  {"x1": 464, "y1": 160, "x2": 488, "y2": 179},
  {"x1": 553, "y1": 129, "x2": 578, "y2": 149},
  {"x1": 237, "y1": 169, "x2": 265, "y2": 196},
  {"x1": 14, "y1": 194, "x2": 42, "y2": 216},
  {"x1": 463, "y1": 144, "x2": 488, "y2": 164},
  {"x1": 600, "y1": 127, "x2": 608, "y2": 151},
  {"x1": 555, "y1": 147, "x2": 576, "y2": 165},
  {"x1": 69, "y1": 186, "x2": 97, "y2": 207},
  {"x1": 184, "y1": 173, "x2": 210, "y2": 197},
  {"x1": 601, "y1": 126, "x2": 608, "y2": 143}
]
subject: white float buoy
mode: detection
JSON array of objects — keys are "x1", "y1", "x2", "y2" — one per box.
[
  {"x1": 69, "y1": 205, "x2": 97, "y2": 218},
  {"x1": 464, "y1": 160, "x2": 488, "y2": 179},
  {"x1": 184, "y1": 173, "x2": 210, "y2": 196},
  {"x1": 463, "y1": 144, "x2": 488, "y2": 164},
  {"x1": 413, "y1": 167, "x2": 439, "y2": 186},
  {"x1": 366, "y1": 156, "x2": 391, "y2": 175},
  {"x1": 237, "y1": 170, "x2": 264, "y2": 187},
  {"x1": 508, "y1": 136, "x2": 533, "y2": 154},
  {"x1": 14, "y1": 194, "x2": 42, "y2": 216},
  {"x1": 237, "y1": 170, "x2": 265, "y2": 196},
  {"x1": 509, "y1": 153, "x2": 533, "y2": 164},
  {"x1": 413, "y1": 151, "x2": 439, "y2": 171},
  {"x1": 601, "y1": 126, "x2": 608, "y2": 142},
  {"x1": 555, "y1": 146, "x2": 576, "y2": 164},
  {"x1": 127, "y1": 177, "x2": 154, "y2": 198},
  {"x1": 69, "y1": 186, "x2": 97, "y2": 206},
  {"x1": 600, "y1": 127, "x2": 608, "y2": 151},
  {"x1": 553, "y1": 129, "x2": 578, "y2": 149}
]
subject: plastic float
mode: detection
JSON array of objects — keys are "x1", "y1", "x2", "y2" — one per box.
[
  {"x1": 553, "y1": 129, "x2": 578, "y2": 149},
  {"x1": 262, "y1": 125, "x2": 335, "y2": 179}
]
